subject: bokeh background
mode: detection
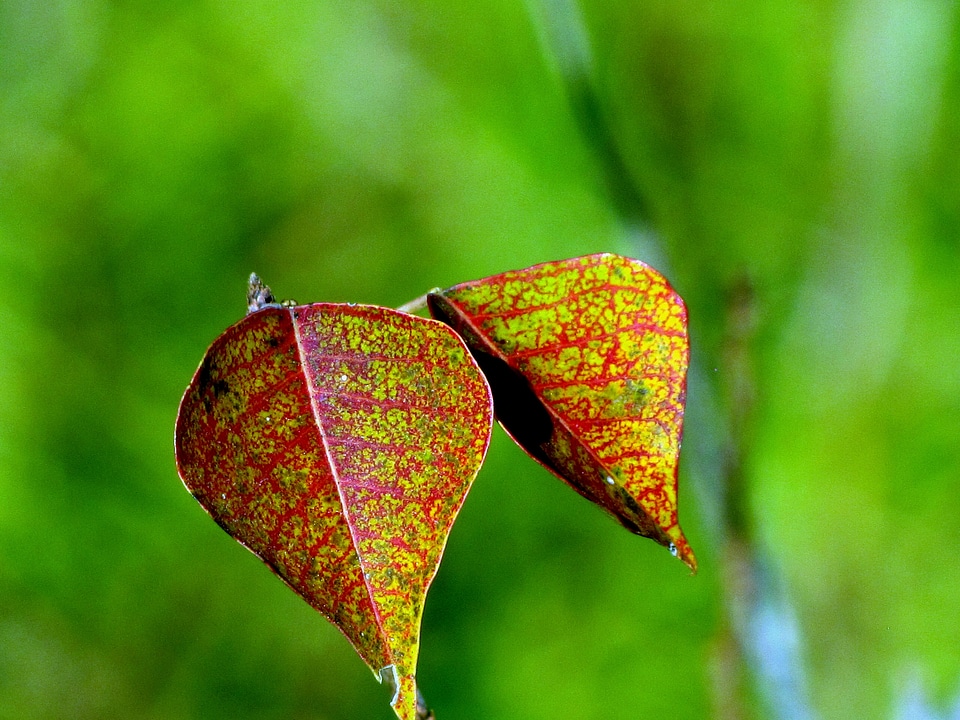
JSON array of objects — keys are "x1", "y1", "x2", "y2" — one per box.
[{"x1": 2, "y1": 0, "x2": 959, "y2": 718}]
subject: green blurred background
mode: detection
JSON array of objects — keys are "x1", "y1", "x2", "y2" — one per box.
[{"x1": 1, "y1": 0, "x2": 958, "y2": 718}]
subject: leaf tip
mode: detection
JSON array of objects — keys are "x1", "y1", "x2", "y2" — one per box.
[{"x1": 669, "y1": 536, "x2": 698, "y2": 574}]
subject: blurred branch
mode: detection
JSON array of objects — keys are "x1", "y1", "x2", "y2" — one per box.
[
  {"x1": 529, "y1": 0, "x2": 651, "y2": 228},
  {"x1": 715, "y1": 276, "x2": 815, "y2": 720},
  {"x1": 720, "y1": 276, "x2": 755, "y2": 536},
  {"x1": 531, "y1": 2, "x2": 815, "y2": 718},
  {"x1": 713, "y1": 275, "x2": 759, "y2": 720}
]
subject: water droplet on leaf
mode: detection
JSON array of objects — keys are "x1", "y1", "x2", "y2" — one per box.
[{"x1": 669, "y1": 543, "x2": 678, "y2": 557}]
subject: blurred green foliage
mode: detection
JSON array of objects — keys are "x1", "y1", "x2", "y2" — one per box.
[{"x1": 1, "y1": 0, "x2": 958, "y2": 719}]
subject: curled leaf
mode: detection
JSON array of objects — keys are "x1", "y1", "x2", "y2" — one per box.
[
  {"x1": 175, "y1": 301, "x2": 494, "y2": 718},
  {"x1": 428, "y1": 253, "x2": 696, "y2": 570}
]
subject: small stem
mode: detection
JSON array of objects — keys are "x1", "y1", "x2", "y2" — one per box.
[{"x1": 396, "y1": 290, "x2": 439, "y2": 315}]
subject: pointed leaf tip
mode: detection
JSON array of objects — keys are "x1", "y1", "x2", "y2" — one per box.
[
  {"x1": 427, "y1": 253, "x2": 696, "y2": 569},
  {"x1": 175, "y1": 302, "x2": 494, "y2": 720}
]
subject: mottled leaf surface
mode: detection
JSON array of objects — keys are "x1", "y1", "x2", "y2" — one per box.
[
  {"x1": 175, "y1": 304, "x2": 493, "y2": 719},
  {"x1": 428, "y1": 254, "x2": 695, "y2": 570}
]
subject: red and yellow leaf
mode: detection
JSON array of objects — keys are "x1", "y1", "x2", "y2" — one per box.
[
  {"x1": 427, "y1": 253, "x2": 696, "y2": 571},
  {"x1": 175, "y1": 303, "x2": 493, "y2": 719}
]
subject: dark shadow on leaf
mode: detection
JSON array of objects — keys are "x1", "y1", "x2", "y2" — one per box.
[
  {"x1": 468, "y1": 350, "x2": 554, "y2": 453},
  {"x1": 428, "y1": 292, "x2": 556, "y2": 468}
]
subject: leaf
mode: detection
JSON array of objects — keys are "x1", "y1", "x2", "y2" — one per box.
[
  {"x1": 427, "y1": 253, "x2": 696, "y2": 571},
  {"x1": 175, "y1": 302, "x2": 494, "y2": 719}
]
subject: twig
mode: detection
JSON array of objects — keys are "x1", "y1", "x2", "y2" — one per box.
[{"x1": 396, "y1": 290, "x2": 439, "y2": 316}]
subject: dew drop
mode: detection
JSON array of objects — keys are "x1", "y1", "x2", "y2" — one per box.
[
  {"x1": 604, "y1": 475, "x2": 616, "y2": 486},
  {"x1": 668, "y1": 543, "x2": 678, "y2": 557},
  {"x1": 221, "y1": 493, "x2": 226, "y2": 500},
  {"x1": 346, "y1": 302, "x2": 357, "y2": 307},
  {"x1": 340, "y1": 374, "x2": 348, "y2": 382}
]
